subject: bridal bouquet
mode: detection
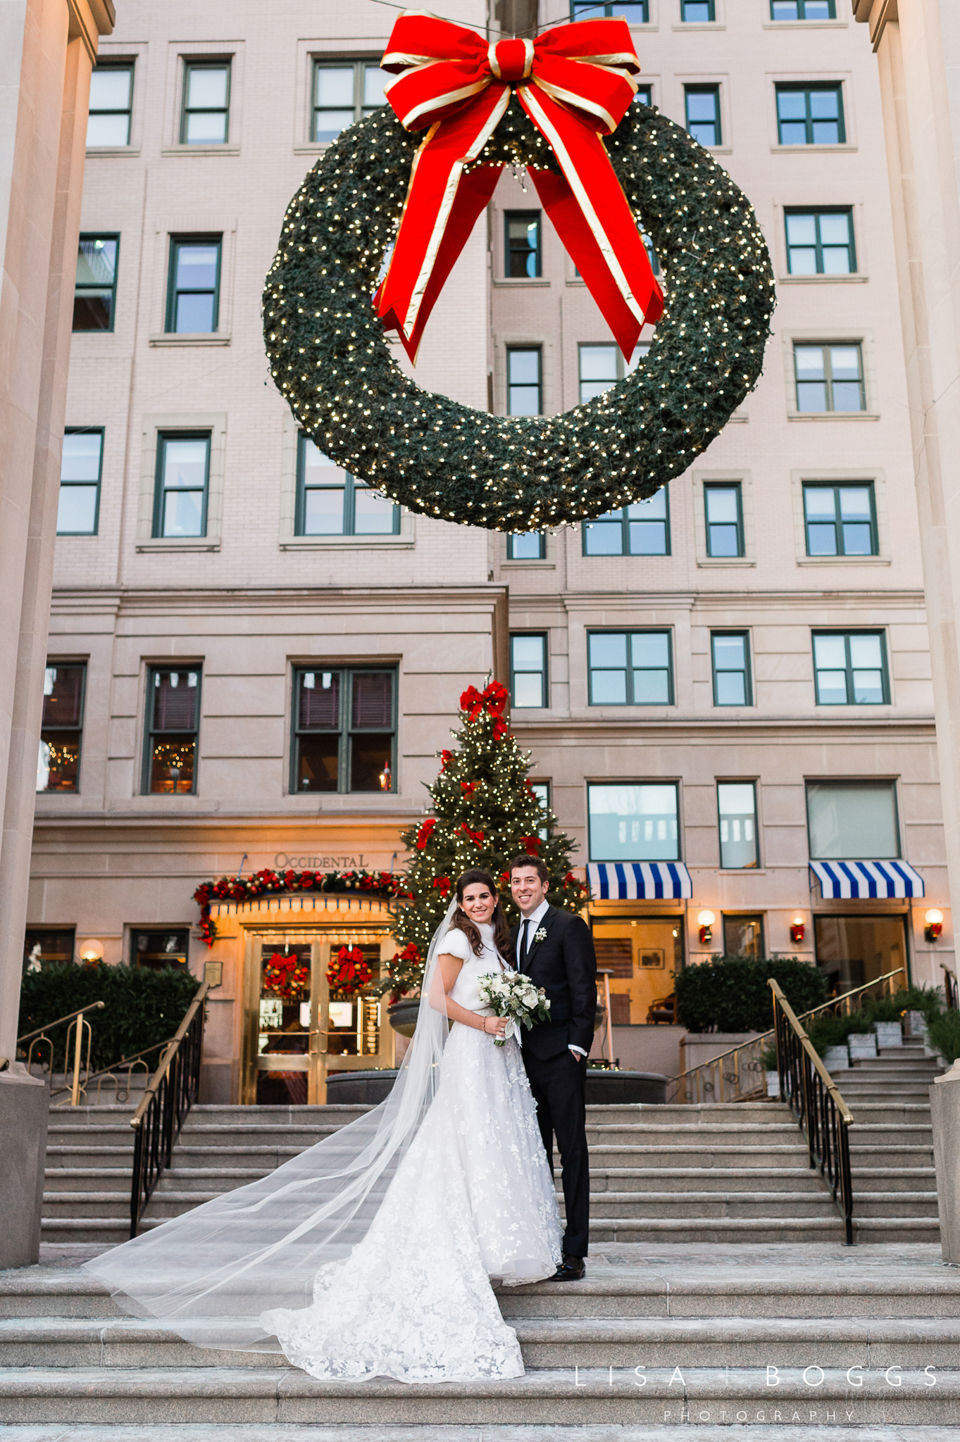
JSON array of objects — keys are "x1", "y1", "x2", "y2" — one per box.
[{"x1": 477, "y1": 971, "x2": 550, "y2": 1047}]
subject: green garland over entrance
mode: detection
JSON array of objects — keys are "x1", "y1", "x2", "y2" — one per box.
[{"x1": 263, "y1": 100, "x2": 774, "y2": 531}]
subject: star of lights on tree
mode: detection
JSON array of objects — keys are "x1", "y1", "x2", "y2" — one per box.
[{"x1": 378, "y1": 680, "x2": 588, "y2": 998}]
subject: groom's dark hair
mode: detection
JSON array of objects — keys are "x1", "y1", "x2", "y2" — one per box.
[{"x1": 509, "y1": 855, "x2": 550, "y2": 884}]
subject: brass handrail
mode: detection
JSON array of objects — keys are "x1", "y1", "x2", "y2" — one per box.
[
  {"x1": 131, "y1": 980, "x2": 209, "y2": 1131},
  {"x1": 16, "y1": 1000, "x2": 106, "y2": 1047},
  {"x1": 769, "y1": 982, "x2": 853, "y2": 1125}
]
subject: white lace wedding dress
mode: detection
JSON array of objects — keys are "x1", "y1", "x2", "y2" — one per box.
[{"x1": 259, "y1": 922, "x2": 562, "y2": 1382}]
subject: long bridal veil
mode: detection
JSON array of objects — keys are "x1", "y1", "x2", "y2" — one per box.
[{"x1": 84, "y1": 901, "x2": 461, "y2": 1350}]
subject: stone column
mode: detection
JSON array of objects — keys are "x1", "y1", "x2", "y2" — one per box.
[
  {"x1": 0, "y1": 0, "x2": 114, "y2": 1267},
  {"x1": 931, "y1": 1059, "x2": 960, "y2": 1262},
  {"x1": 853, "y1": 0, "x2": 960, "y2": 940}
]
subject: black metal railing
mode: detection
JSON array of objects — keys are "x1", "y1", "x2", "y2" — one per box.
[
  {"x1": 770, "y1": 978, "x2": 855, "y2": 1245},
  {"x1": 129, "y1": 981, "x2": 209, "y2": 1238},
  {"x1": 943, "y1": 965, "x2": 959, "y2": 1012}
]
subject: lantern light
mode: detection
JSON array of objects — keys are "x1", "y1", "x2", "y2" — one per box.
[
  {"x1": 697, "y1": 910, "x2": 715, "y2": 946},
  {"x1": 925, "y1": 909, "x2": 944, "y2": 942},
  {"x1": 790, "y1": 914, "x2": 806, "y2": 945},
  {"x1": 79, "y1": 939, "x2": 103, "y2": 963}
]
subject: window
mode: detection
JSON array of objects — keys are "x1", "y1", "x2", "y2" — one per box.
[
  {"x1": 785, "y1": 210, "x2": 855, "y2": 274},
  {"x1": 296, "y1": 434, "x2": 398, "y2": 535},
  {"x1": 803, "y1": 483, "x2": 877, "y2": 556},
  {"x1": 772, "y1": 0, "x2": 835, "y2": 18},
  {"x1": 130, "y1": 928, "x2": 189, "y2": 971},
  {"x1": 685, "y1": 86, "x2": 721, "y2": 146},
  {"x1": 588, "y1": 783, "x2": 680, "y2": 862},
  {"x1": 507, "y1": 532, "x2": 545, "y2": 560},
  {"x1": 292, "y1": 667, "x2": 396, "y2": 793},
  {"x1": 530, "y1": 780, "x2": 550, "y2": 839},
  {"x1": 153, "y1": 433, "x2": 210, "y2": 538},
  {"x1": 806, "y1": 780, "x2": 900, "y2": 859},
  {"x1": 23, "y1": 927, "x2": 76, "y2": 973},
  {"x1": 711, "y1": 632, "x2": 751, "y2": 705},
  {"x1": 181, "y1": 61, "x2": 230, "y2": 144},
  {"x1": 511, "y1": 634, "x2": 548, "y2": 708},
  {"x1": 143, "y1": 667, "x2": 201, "y2": 794},
  {"x1": 704, "y1": 482, "x2": 743, "y2": 556},
  {"x1": 572, "y1": 1, "x2": 649, "y2": 20},
  {"x1": 313, "y1": 60, "x2": 388, "y2": 142},
  {"x1": 635, "y1": 84, "x2": 653, "y2": 106},
  {"x1": 812, "y1": 632, "x2": 888, "y2": 705},
  {"x1": 718, "y1": 782, "x2": 758, "y2": 869},
  {"x1": 588, "y1": 631, "x2": 673, "y2": 705},
  {"x1": 723, "y1": 915, "x2": 764, "y2": 960},
  {"x1": 579, "y1": 343, "x2": 649, "y2": 402},
  {"x1": 87, "y1": 64, "x2": 133, "y2": 146},
  {"x1": 505, "y1": 212, "x2": 541, "y2": 278},
  {"x1": 166, "y1": 237, "x2": 221, "y2": 333},
  {"x1": 794, "y1": 344, "x2": 865, "y2": 412},
  {"x1": 37, "y1": 663, "x2": 85, "y2": 793},
  {"x1": 776, "y1": 84, "x2": 845, "y2": 145},
  {"x1": 583, "y1": 491, "x2": 669, "y2": 556},
  {"x1": 682, "y1": 0, "x2": 715, "y2": 18},
  {"x1": 815, "y1": 915, "x2": 906, "y2": 994},
  {"x1": 57, "y1": 430, "x2": 102, "y2": 535},
  {"x1": 507, "y1": 347, "x2": 542, "y2": 415},
  {"x1": 73, "y1": 235, "x2": 119, "y2": 331}
]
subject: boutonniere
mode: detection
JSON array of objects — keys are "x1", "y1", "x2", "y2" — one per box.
[{"x1": 533, "y1": 927, "x2": 548, "y2": 944}]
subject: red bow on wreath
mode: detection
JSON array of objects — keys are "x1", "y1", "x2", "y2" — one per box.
[{"x1": 376, "y1": 14, "x2": 663, "y2": 362}]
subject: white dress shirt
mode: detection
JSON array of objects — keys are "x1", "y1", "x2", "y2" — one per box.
[{"x1": 516, "y1": 899, "x2": 586, "y2": 1058}]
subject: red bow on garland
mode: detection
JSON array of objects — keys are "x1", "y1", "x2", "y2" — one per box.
[{"x1": 376, "y1": 14, "x2": 664, "y2": 361}]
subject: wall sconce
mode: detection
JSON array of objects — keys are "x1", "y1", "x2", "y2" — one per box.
[
  {"x1": 925, "y1": 909, "x2": 944, "y2": 942},
  {"x1": 78, "y1": 938, "x2": 103, "y2": 964},
  {"x1": 790, "y1": 915, "x2": 806, "y2": 945},
  {"x1": 697, "y1": 910, "x2": 715, "y2": 946}
]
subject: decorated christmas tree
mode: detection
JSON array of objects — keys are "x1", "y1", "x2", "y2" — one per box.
[{"x1": 379, "y1": 680, "x2": 588, "y2": 998}]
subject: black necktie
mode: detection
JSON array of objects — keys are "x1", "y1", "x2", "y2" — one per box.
[{"x1": 520, "y1": 919, "x2": 530, "y2": 965}]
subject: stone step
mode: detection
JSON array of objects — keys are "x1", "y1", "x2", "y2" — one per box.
[
  {"x1": 4, "y1": 1313, "x2": 960, "y2": 1371},
  {"x1": 0, "y1": 1364, "x2": 956, "y2": 1425},
  {"x1": 43, "y1": 1170, "x2": 131, "y2": 1194},
  {"x1": 853, "y1": 1168, "x2": 937, "y2": 1191},
  {"x1": 2, "y1": 1430, "x2": 958, "y2": 1442},
  {"x1": 853, "y1": 1218, "x2": 942, "y2": 1243},
  {"x1": 584, "y1": 1192, "x2": 837, "y2": 1220},
  {"x1": 848, "y1": 1194, "x2": 939, "y2": 1218},
  {"x1": 587, "y1": 1218, "x2": 848, "y2": 1243}
]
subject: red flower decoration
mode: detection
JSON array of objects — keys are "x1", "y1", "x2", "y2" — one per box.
[
  {"x1": 519, "y1": 834, "x2": 541, "y2": 856},
  {"x1": 460, "y1": 824, "x2": 484, "y2": 847},
  {"x1": 440, "y1": 749, "x2": 453, "y2": 771},
  {"x1": 461, "y1": 781, "x2": 477, "y2": 796},
  {"x1": 432, "y1": 875, "x2": 452, "y2": 898},
  {"x1": 415, "y1": 817, "x2": 437, "y2": 850},
  {"x1": 326, "y1": 945, "x2": 373, "y2": 996}
]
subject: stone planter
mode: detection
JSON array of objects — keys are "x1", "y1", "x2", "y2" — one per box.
[
  {"x1": 326, "y1": 1069, "x2": 397, "y2": 1104},
  {"x1": 848, "y1": 1033, "x2": 878, "y2": 1059},
  {"x1": 584, "y1": 1070, "x2": 667, "y2": 1105},
  {"x1": 387, "y1": 1000, "x2": 420, "y2": 1037},
  {"x1": 873, "y1": 1021, "x2": 903, "y2": 1048},
  {"x1": 905, "y1": 1010, "x2": 929, "y2": 1041},
  {"x1": 823, "y1": 1046, "x2": 849, "y2": 1071},
  {"x1": 765, "y1": 1069, "x2": 780, "y2": 1098}
]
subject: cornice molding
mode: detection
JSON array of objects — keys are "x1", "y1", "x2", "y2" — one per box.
[{"x1": 853, "y1": 0, "x2": 898, "y2": 49}]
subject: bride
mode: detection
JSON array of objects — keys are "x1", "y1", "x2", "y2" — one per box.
[{"x1": 85, "y1": 869, "x2": 562, "y2": 1383}]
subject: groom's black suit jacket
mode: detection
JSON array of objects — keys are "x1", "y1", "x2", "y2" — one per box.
[{"x1": 511, "y1": 905, "x2": 597, "y2": 1060}]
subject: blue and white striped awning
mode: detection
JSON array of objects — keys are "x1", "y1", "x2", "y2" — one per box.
[
  {"x1": 809, "y1": 860, "x2": 925, "y2": 899},
  {"x1": 588, "y1": 862, "x2": 693, "y2": 900}
]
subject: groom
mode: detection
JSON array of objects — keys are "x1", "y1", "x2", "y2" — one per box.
[{"x1": 509, "y1": 855, "x2": 597, "y2": 1281}]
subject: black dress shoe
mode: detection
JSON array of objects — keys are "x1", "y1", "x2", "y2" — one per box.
[{"x1": 547, "y1": 1255, "x2": 585, "y2": 1282}]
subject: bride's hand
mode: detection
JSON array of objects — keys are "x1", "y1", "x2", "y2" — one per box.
[{"x1": 483, "y1": 1015, "x2": 508, "y2": 1037}]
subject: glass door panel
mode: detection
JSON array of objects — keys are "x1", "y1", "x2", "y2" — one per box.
[{"x1": 255, "y1": 941, "x2": 313, "y2": 1105}]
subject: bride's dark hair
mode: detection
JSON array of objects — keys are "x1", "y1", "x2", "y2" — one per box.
[{"x1": 452, "y1": 869, "x2": 512, "y2": 958}]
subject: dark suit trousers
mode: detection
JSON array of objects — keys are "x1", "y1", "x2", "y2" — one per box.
[{"x1": 523, "y1": 1048, "x2": 589, "y2": 1258}]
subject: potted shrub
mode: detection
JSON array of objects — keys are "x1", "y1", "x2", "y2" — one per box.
[
  {"x1": 807, "y1": 1013, "x2": 852, "y2": 1070},
  {"x1": 927, "y1": 1010, "x2": 960, "y2": 1066},
  {"x1": 759, "y1": 1044, "x2": 779, "y2": 1097}
]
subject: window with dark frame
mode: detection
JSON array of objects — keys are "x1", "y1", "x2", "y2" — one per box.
[
  {"x1": 785, "y1": 210, "x2": 855, "y2": 274},
  {"x1": 704, "y1": 482, "x2": 743, "y2": 557},
  {"x1": 37, "y1": 663, "x2": 86, "y2": 794},
  {"x1": 130, "y1": 928, "x2": 190, "y2": 970},
  {"x1": 510, "y1": 634, "x2": 548, "y2": 709},
  {"x1": 723, "y1": 914, "x2": 765, "y2": 960},
  {"x1": 143, "y1": 667, "x2": 201, "y2": 794},
  {"x1": 166, "y1": 237, "x2": 221, "y2": 333},
  {"x1": 507, "y1": 347, "x2": 542, "y2": 415},
  {"x1": 23, "y1": 927, "x2": 76, "y2": 972},
  {"x1": 507, "y1": 533, "x2": 545, "y2": 560},
  {"x1": 635, "y1": 84, "x2": 653, "y2": 106},
  {"x1": 776, "y1": 83, "x2": 845, "y2": 145},
  {"x1": 583, "y1": 490, "x2": 669, "y2": 556},
  {"x1": 588, "y1": 631, "x2": 673, "y2": 705},
  {"x1": 571, "y1": 1, "x2": 649, "y2": 21},
  {"x1": 73, "y1": 235, "x2": 119, "y2": 331},
  {"x1": 292, "y1": 667, "x2": 396, "y2": 794},
  {"x1": 313, "y1": 60, "x2": 388, "y2": 143},
  {"x1": 87, "y1": 64, "x2": 134, "y2": 146},
  {"x1": 812, "y1": 631, "x2": 888, "y2": 706},
  {"x1": 57, "y1": 430, "x2": 103, "y2": 536},
  {"x1": 682, "y1": 0, "x2": 715, "y2": 19},
  {"x1": 771, "y1": 0, "x2": 835, "y2": 18},
  {"x1": 296, "y1": 433, "x2": 398, "y2": 536},
  {"x1": 153, "y1": 432, "x2": 210, "y2": 539},
  {"x1": 794, "y1": 343, "x2": 865, "y2": 412},
  {"x1": 806, "y1": 780, "x2": 900, "y2": 860},
  {"x1": 588, "y1": 782, "x2": 680, "y2": 862},
  {"x1": 711, "y1": 632, "x2": 752, "y2": 706},
  {"x1": 529, "y1": 780, "x2": 551, "y2": 840},
  {"x1": 803, "y1": 483, "x2": 877, "y2": 556},
  {"x1": 685, "y1": 85, "x2": 721, "y2": 146},
  {"x1": 180, "y1": 61, "x2": 231, "y2": 144},
  {"x1": 718, "y1": 782, "x2": 759, "y2": 869},
  {"x1": 505, "y1": 212, "x2": 542, "y2": 278}
]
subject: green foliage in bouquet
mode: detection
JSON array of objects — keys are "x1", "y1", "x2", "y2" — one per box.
[
  {"x1": 376, "y1": 680, "x2": 588, "y2": 999},
  {"x1": 674, "y1": 955, "x2": 827, "y2": 1035},
  {"x1": 18, "y1": 963, "x2": 200, "y2": 1073}
]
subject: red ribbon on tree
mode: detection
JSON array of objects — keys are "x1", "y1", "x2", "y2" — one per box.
[{"x1": 376, "y1": 14, "x2": 664, "y2": 362}]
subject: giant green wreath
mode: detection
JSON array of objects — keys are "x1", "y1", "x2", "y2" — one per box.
[{"x1": 263, "y1": 100, "x2": 774, "y2": 531}]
